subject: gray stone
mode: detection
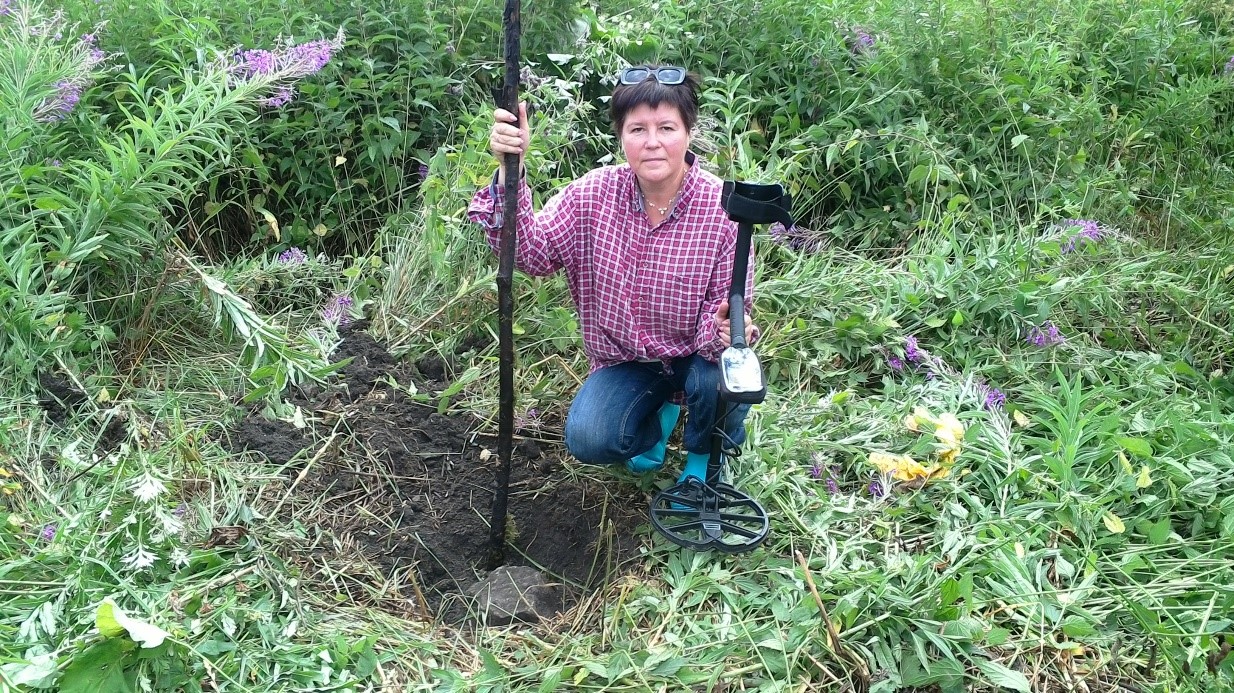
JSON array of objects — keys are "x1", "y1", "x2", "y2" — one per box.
[{"x1": 466, "y1": 566, "x2": 561, "y2": 626}]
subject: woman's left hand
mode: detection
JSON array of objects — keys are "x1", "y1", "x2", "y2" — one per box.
[{"x1": 716, "y1": 300, "x2": 755, "y2": 347}]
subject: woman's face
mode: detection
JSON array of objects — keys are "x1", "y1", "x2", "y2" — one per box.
[{"x1": 620, "y1": 102, "x2": 691, "y2": 189}]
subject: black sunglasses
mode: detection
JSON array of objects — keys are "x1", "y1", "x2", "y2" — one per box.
[{"x1": 619, "y1": 65, "x2": 687, "y2": 86}]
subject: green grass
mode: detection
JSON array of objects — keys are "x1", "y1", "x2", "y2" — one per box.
[
  {"x1": 4, "y1": 225, "x2": 1233, "y2": 691},
  {"x1": 3, "y1": 0, "x2": 1234, "y2": 689}
]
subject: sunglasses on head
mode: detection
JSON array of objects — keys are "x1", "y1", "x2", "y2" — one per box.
[{"x1": 619, "y1": 65, "x2": 687, "y2": 86}]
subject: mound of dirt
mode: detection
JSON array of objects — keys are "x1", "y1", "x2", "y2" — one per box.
[{"x1": 226, "y1": 327, "x2": 648, "y2": 621}]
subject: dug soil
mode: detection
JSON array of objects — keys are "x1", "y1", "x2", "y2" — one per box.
[{"x1": 225, "y1": 325, "x2": 649, "y2": 622}]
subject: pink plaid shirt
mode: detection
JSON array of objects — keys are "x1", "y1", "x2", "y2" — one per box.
[{"x1": 468, "y1": 153, "x2": 756, "y2": 373}]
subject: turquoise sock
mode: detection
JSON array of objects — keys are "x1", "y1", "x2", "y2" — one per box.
[
  {"x1": 678, "y1": 451, "x2": 711, "y2": 484},
  {"x1": 625, "y1": 403, "x2": 681, "y2": 473}
]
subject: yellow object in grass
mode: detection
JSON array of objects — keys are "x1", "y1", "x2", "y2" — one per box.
[{"x1": 868, "y1": 451, "x2": 950, "y2": 482}]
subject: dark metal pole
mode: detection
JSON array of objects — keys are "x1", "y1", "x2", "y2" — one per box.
[{"x1": 488, "y1": 0, "x2": 521, "y2": 570}]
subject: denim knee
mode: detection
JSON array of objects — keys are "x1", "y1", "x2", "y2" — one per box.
[
  {"x1": 565, "y1": 415, "x2": 624, "y2": 463},
  {"x1": 564, "y1": 400, "x2": 639, "y2": 464}
]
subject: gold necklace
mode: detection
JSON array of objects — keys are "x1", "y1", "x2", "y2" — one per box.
[{"x1": 641, "y1": 188, "x2": 679, "y2": 216}]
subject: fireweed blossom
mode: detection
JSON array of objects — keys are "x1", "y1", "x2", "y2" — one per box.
[
  {"x1": 1054, "y1": 219, "x2": 1112, "y2": 253},
  {"x1": 849, "y1": 26, "x2": 877, "y2": 56},
  {"x1": 224, "y1": 28, "x2": 345, "y2": 108},
  {"x1": 321, "y1": 293, "x2": 353, "y2": 325},
  {"x1": 0, "y1": 0, "x2": 12, "y2": 17},
  {"x1": 904, "y1": 336, "x2": 924, "y2": 364},
  {"x1": 276, "y1": 246, "x2": 308, "y2": 264},
  {"x1": 31, "y1": 23, "x2": 110, "y2": 122},
  {"x1": 1027, "y1": 321, "x2": 1064, "y2": 347},
  {"x1": 769, "y1": 222, "x2": 824, "y2": 253}
]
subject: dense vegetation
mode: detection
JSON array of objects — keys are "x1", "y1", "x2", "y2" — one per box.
[{"x1": 2, "y1": 0, "x2": 1232, "y2": 689}]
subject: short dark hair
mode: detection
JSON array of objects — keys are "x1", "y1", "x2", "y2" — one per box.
[{"x1": 609, "y1": 65, "x2": 701, "y2": 134}]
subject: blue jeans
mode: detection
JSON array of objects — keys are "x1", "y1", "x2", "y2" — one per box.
[{"x1": 564, "y1": 355, "x2": 751, "y2": 464}]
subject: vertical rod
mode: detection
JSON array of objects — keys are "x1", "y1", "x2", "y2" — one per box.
[
  {"x1": 488, "y1": 0, "x2": 521, "y2": 571},
  {"x1": 727, "y1": 221, "x2": 754, "y2": 350},
  {"x1": 708, "y1": 220, "x2": 754, "y2": 481}
]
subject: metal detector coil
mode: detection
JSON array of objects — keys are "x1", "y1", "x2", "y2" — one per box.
[{"x1": 650, "y1": 181, "x2": 794, "y2": 553}]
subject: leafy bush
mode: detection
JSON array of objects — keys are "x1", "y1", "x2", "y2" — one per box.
[{"x1": 0, "y1": 1, "x2": 332, "y2": 394}]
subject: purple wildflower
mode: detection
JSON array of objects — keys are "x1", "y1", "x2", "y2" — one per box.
[
  {"x1": 321, "y1": 293, "x2": 354, "y2": 326},
  {"x1": 769, "y1": 223, "x2": 823, "y2": 253},
  {"x1": 40, "y1": 524, "x2": 56, "y2": 542},
  {"x1": 810, "y1": 461, "x2": 823, "y2": 479},
  {"x1": 825, "y1": 477, "x2": 839, "y2": 494},
  {"x1": 48, "y1": 159, "x2": 62, "y2": 167},
  {"x1": 1026, "y1": 321, "x2": 1064, "y2": 347},
  {"x1": 0, "y1": 0, "x2": 11, "y2": 16},
  {"x1": 867, "y1": 479, "x2": 884, "y2": 498},
  {"x1": 277, "y1": 246, "x2": 308, "y2": 264},
  {"x1": 173, "y1": 502, "x2": 187, "y2": 518},
  {"x1": 231, "y1": 48, "x2": 277, "y2": 78},
  {"x1": 983, "y1": 387, "x2": 1006, "y2": 411},
  {"x1": 850, "y1": 26, "x2": 876, "y2": 55},
  {"x1": 227, "y1": 29, "x2": 344, "y2": 84},
  {"x1": 1058, "y1": 219, "x2": 1107, "y2": 253},
  {"x1": 260, "y1": 86, "x2": 295, "y2": 108},
  {"x1": 35, "y1": 80, "x2": 84, "y2": 122},
  {"x1": 904, "y1": 336, "x2": 923, "y2": 364},
  {"x1": 515, "y1": 407, "x2": 541, "y2": 431},
  {"x1": 887, "y1": 355, "x2": 904, "y2": 371},
  {"x1": 418, "y1": 163, "x2": 430, "y2": 183},
  {"x1": 975, "y1": 379, "x2": 1007, "y2": 411}
]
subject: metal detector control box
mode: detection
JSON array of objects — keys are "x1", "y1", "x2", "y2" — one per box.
[{"x1": 720, "y1": 346, "x2": 765, "y2": 403}]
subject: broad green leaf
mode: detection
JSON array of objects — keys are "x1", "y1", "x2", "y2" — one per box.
[
  {"x1": 1147, "y1": 517, "x2": 1172, "y2": 544},
  {"x1": 1061, "y1": 617, "x2": 1097, "y2": 638},
  {"x1": 1103, "y1": 512, "x2": 1126, "y2": 534},
  {"x1": 1010, "y1": 134, "x2": 1029, "y2": 149},
  {"x1": 60, "y1": 639, "x2": 134, "y2": 693},
  {"x1": 985, "y1": 628, "x2": 1010, "y2": 646},
  {"x1": 538, "y1": 667, "x2": 563, "y2": 692},
  {"x1": 1117, "y1": 437, "x2": 1153, "y2": 458},
  {"x1": 974, "y1": 659, "x2": 1030, "y2": 691},
  {"x1": 649, "y1": 656, "x2": 687, "y2": 677}
]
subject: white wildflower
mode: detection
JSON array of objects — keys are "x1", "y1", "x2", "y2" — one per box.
[
  {"x1": 158, "y1": 510, "x2": 183, "y2": 536},
  {"x1": 170, "y1": 548, "x2": 189, "y2": 568},
  {"x1": 131, "y1": 473, "x2": 166, "y2": 503},
  {"x1": 122, "y1": 546, "x2": 157, "y2": 570}
]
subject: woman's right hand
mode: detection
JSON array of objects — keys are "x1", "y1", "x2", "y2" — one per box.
[{"x1": 490, "y1": 102, "x2": 529, "y2": 184}]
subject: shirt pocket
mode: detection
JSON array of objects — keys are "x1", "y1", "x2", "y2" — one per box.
[{"x1": 640, "y1": 252, "x2": 711, "y2": 337}]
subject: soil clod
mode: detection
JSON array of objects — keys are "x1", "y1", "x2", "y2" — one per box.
[{"x1": 466, "y1": 565, "x2": 561, "y2": 626}]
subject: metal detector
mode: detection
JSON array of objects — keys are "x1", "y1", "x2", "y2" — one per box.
[{"x1": 649, "y1": 181, "x2": 794, "y2": 554}]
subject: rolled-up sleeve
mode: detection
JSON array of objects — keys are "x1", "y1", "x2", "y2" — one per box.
[{"x1": 467, "y1": 171, "x2": 576, "y2": 278}]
